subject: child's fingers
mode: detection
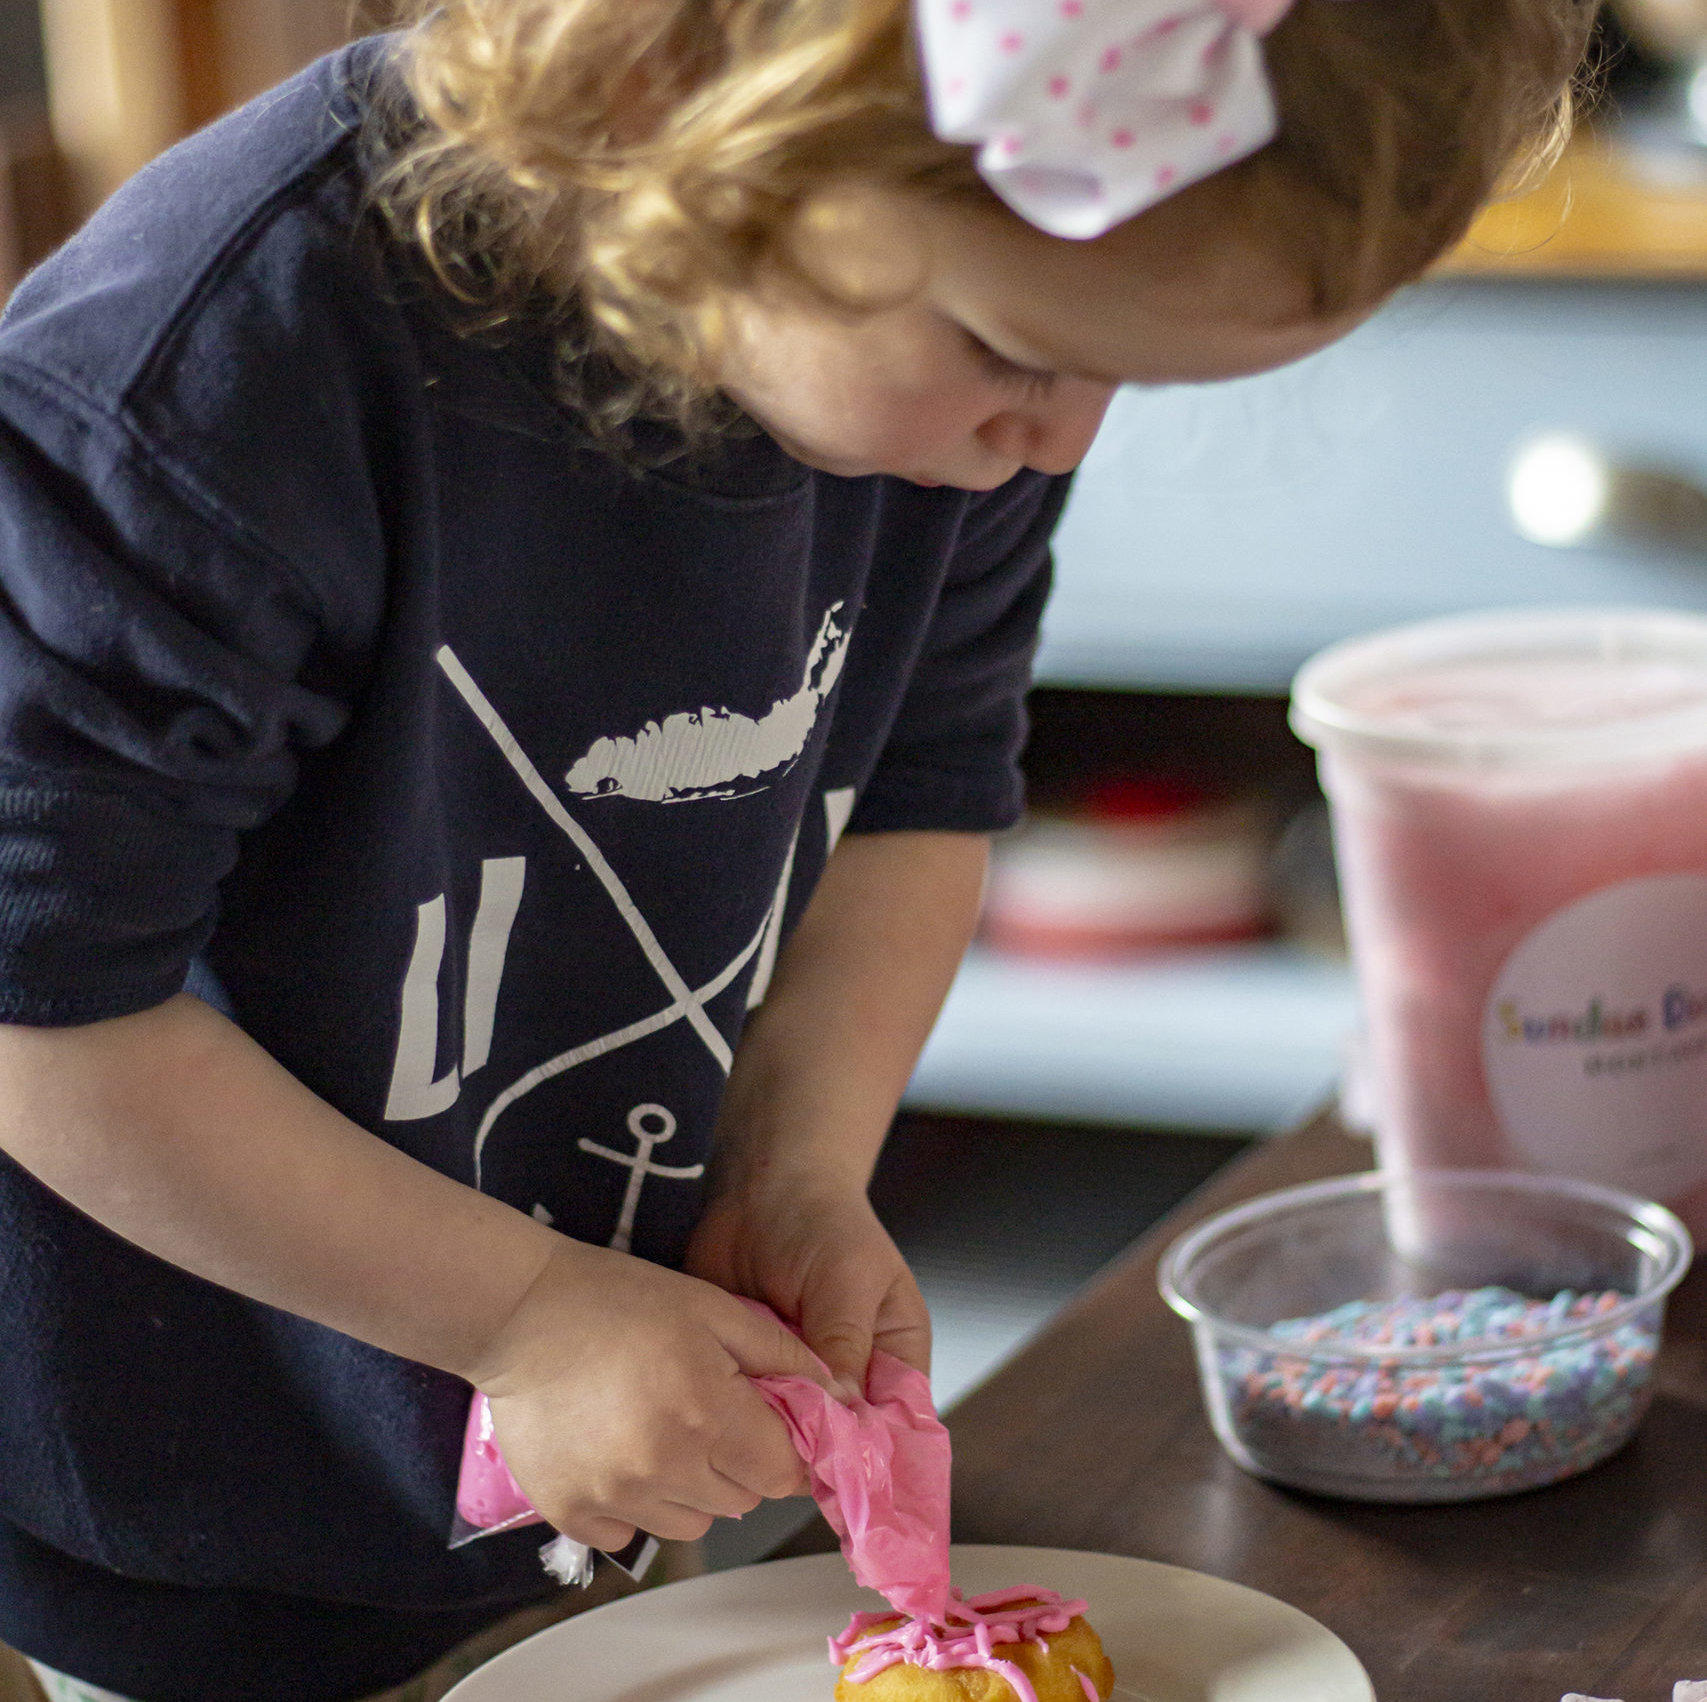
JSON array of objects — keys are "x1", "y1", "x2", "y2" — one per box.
[
  {"x1": 548, "y1": 1471, "x2": 751, "y2": 1548},
  {"x1": 873, "y1": 1272, "x2": 933, "y2": 1376},
  {"x1": 706, "y1": 1472, "x2": 766, "y2": 1519},
  {"x1": 718, "y1": 1293, "x2": 837, "y2": 1390},
  {"x1": 791, "y1": 1214, "x2": 931, "y2": 1396},
  {"x1": 708, "y1": 1436, "x2": 808, "y2": 1504},
  {"x1": 641, "y1": 1501, "x2": 717, "y2": 1543},
  {"x1": 670, "y1": 1451, "x2": 772, "y2": 1518},
  {"x1": 804, "y1": 1316, "x2": 871, "y2": 1403},
  {"x1": 553, "y1": 1511, "x2": 637, "y2": 1552},
  {"x1": 799, "y1": 1267, "x2": 893, "y2": 1398},
  {"x1": 874, "y1": 1308, "x2": 932, "y2": 1376},
  {"x1": 707, "y1": 1381, "x2": 810, "y2": 1500}
]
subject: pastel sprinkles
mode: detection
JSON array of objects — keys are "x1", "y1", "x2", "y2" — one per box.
[{"x1": 1218, "y1": 1286, "x2": 1661, "y2": 1496}]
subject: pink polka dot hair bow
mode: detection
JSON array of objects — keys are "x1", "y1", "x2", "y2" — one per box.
[{"x1": 915, "y1": 0, "x2": 1297, "y2": 238}]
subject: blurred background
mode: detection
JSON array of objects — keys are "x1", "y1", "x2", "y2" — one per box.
[
  {"x1": 8, "y1": 0, "x2": 1707, "y2": 1554},
  {"x1": 0, "y1": 0, "x2": 359, "y2": 277}
]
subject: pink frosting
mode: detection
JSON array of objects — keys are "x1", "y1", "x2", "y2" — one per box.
[
  {"x1": 454, "y1": 1391, "x2": 540, "y2": 1532},
  {"x1": 830, "y1": 1586, "x2": 1093, "y2": 1702}
]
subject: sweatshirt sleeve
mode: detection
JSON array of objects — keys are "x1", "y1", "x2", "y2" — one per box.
[
  {"x1": 848, "y1": 470, "x2": 1071, "y2": 837},
  {"x1": 0, "y1": 365, "x2": 354, "y2": 1025}
]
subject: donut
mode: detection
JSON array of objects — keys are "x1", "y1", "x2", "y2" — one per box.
[{"x1": 831, "y1": 1586, "x2": 1114, "y2": 1702}]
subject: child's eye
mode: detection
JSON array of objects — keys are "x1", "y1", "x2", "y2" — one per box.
[{"x1": 962, "y1": 330, "x2": 1058, "y2": 399}]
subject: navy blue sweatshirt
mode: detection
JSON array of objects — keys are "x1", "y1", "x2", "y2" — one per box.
[{"x1": 0, "y1": 39, "x2": 1066, "y2": 1701}]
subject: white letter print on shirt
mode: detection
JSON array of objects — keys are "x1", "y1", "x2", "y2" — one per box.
[
  {"x1": 747, "y1": 784, "x2": 857, "y2": 1009},
  {"x1": 384, "y1": 856, "x2": 527, "y2": 1121},
  {"x1": 417, "y1": 644, "x2": 854, "y2": 1199}
]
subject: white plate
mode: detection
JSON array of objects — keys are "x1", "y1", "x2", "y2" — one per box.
[{"x1": 442, "y1": 1544, "x2": 1375, "y2": 1702}]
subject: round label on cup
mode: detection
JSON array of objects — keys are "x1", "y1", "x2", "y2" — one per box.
[{"x1": 1483, "y1": 872, "x2": 1707, "y2": 1202}]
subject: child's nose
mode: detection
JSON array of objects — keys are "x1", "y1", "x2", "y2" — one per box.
[{"x1": 977, "y1": 380, "x2": 1117, "y2": 475}]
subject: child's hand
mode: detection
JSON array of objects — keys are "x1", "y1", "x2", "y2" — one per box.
[
  {"x1": 684, "y1": 1180, "x2": 931, "y2": 1403},
  {"x1": 465, "y1": 1239, "x2": 829, "y2": 1551},
  {"x1": 676, "y1": 829, "x2": 973, "y2": 1405}
]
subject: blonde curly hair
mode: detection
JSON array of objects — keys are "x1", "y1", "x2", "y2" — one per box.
[{"x1": 369, "y1": 0, "x2": 1596, "y2": 432}]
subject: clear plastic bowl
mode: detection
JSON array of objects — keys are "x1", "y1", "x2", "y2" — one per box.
[{"x1": 1158, "y1": 1170, "x2": 1692, "y2": 1503}]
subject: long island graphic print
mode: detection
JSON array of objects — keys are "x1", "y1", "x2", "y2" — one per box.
[
  {"x1": 562, "y1": 602, "x2": 850, "y2": 802},
  {"x1": 380, "y1": 624, "x2": 857, "y2": 1259}
]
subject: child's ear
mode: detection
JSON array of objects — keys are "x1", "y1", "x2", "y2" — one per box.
[{"x1": 784, "y1": 183, "x2": 930, "y2": 311}]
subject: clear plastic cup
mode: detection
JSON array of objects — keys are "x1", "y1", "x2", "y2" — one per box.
[
  {"x1": 1290, "y1": 608, "x2": 1707, "y2": 1237},
  {"x1": 1159, "y1": 1169, "x2": 1691, "y2": 1502}
]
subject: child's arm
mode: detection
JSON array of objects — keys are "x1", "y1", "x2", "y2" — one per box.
[
  {"x1": 684, "y1": 828, "x2": 989, "y2": 1398},
  {"x1": 0, "y1": 995, "x2": 828, "y2": 1550}
]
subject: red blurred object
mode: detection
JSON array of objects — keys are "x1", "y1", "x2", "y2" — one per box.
[
  {"x1": 984, "y1": 777, "x2": 1272, "y2": 959},
  {"x1": 1083, "y1": 776, "x2": 1209, "y2": 820}
]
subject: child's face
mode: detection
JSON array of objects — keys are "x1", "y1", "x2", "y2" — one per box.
[{"x1": 716, "y1": 181, "x2": 1364, "y2": 492}]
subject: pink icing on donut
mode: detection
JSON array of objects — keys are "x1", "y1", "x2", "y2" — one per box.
[
  {"x1": 829, "y1": 1585, "x2": 1093, "y2": 1702},
  {"x1": 1071, "y1": 1665, "x2": 1099, "y2": 1702}
]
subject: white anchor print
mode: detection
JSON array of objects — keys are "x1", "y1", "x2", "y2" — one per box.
[{"x1": 577, "y1": 1104, "x2": 706, "y2": 1255}]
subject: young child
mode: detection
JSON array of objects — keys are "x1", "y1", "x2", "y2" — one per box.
[{"x1": 0, "y1": 0, "x2": 1590, "y2": 1697}]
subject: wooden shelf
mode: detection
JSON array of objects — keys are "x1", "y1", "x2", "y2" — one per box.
[{"x1": 1447, "y1": 135, "x2": 1707, "y2": 279}]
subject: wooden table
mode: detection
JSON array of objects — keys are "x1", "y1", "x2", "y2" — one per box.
[{"x1": 780, "y1": 1114, "x2": 1707, "y2": 1699}]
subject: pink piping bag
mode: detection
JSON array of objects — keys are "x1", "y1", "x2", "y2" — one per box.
[
  {"x1": 739, "y1": 1299, "x2": 952, "y2": 1623},
  {"x1": 451, "y1": 1397, "x2": 658, "y2": 1586},
  {"x1": 449, "y1": 1299, "x2": 950, "y2": 1614}
]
